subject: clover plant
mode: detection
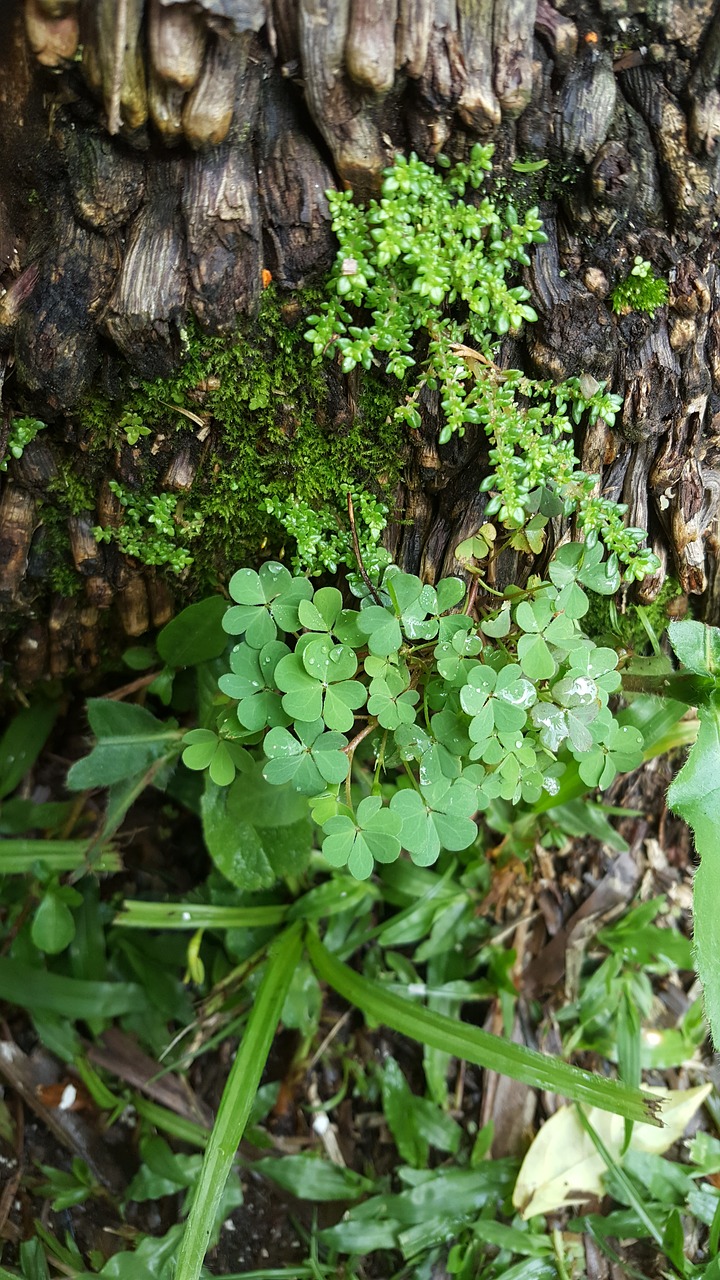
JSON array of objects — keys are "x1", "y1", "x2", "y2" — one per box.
[
  {"x1": 181, "y1": 553, "x2": 645, "y2": 880},
  {"x1": 304, "y1": 147, "x2": 659, "y2": 584}
]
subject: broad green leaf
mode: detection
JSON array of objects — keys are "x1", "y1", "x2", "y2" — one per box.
[
  {"x1": 381, "y1": 1055, "x2": 429, "y2": 1166},
  {"x1": 201, "y1": 777, "x2": 312, "y2": 889},
  {"x1": 67, "y1": 701, "x2": 181, "y2": 790},
  {"x1": 31, "y1": 892, "x2": 76, "y2": 954},
  {"x1": 667, "y1": 687, "x2": 720, "y2": 1044},
  {"x1": 668, "y1": 618, "x2": 720, "y2": 676},
  {"x1": 126, "y1": 1136, "x2": 201, "y2": 1201},
  {"x1": 156, "y1": 595, "x2": 227, "y2": 668}
]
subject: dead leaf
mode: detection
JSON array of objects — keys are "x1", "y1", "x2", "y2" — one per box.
[{"x1": 513, "y1": 1083, "x2": 712, "y2": 1219}]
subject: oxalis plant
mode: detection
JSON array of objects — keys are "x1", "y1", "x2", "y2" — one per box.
[{"x1": 56, "y1": 149, "x2": 720, "y2": 1279}]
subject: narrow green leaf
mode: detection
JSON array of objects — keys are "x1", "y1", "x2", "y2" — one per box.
[
  {"x1": 0, "y1": 701, "x2": 58, "y2": 799},
  {"x1": 175, "y1": 922, "x2": 303, "y2": 1280},
  {"x1": 306, "y1": 933, "x2": 661, "y2": 1125},
  {"x1": 667, "y1": 693, "x2": 720, "y2": 1045},
  {"x1": 0, "y1": 840, "x2": 120, "y2": 873},
  {"x1": 115, "y1": 901, "x2": 288, "y2": 929},
  {"x1": 0, "y1": 958, "x2": 146, "y2": 1019},
  {"x1": 130, "y1": 1096, "x2": 209, "y2": 1148},
  {"x1": 574, "y1": 1107, "x2": 665, "y2": 1248},
  {"x1": 253, "y1": 1153, "x2": 373, "y2": 1200}
]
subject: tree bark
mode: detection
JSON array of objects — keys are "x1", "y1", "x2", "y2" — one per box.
[{"x1": 2, "y1": 0, "x2": 720, "y2": 686}]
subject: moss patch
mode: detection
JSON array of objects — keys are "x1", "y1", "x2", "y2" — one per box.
[
  {"x1": 583, "y1": 577, "x2": 684, "y2": 655},
  {"x1": 68, "y1": 287, "x2": 402, "y2": 589}
]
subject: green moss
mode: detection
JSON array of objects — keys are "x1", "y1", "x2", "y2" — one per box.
[
  {"x1": 35, "y1": 504, "x2": 83, "y2": 597},
  {"x1": 583, "y1": 577, "x2": 683, "y2": 655},
  {"x1": 47, "y1": 463, "x2": 94, "y2": 517},
  {"x1": 611, "y1": 258, "x2": 669, "y2": 316},
  {"x1": 74, "y1": 287, "x2": 403, "y2": 590}
]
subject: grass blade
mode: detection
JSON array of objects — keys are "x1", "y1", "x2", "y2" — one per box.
[
  {"x1": 0, "y1": 840, "x2": 120, "y2": 873},
  {"x1": 116, "y1": 901, "x2": 288, "y2": 929},
  {"x1": 574, "y1": 1107, "x2": 665, "y2": 1247},
  {"x1": 175, "y1": 922, "x2": 304, "y2": 1280},
  {"x1": 307, "y1": 932, "x2": 661, "y2": 1126}
]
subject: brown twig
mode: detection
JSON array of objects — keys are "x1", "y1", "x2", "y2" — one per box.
[
  {"x1": 106, "y1": 671, "x2": 161, "y2": 701},
  {"x1": 343, "y1": 720, "x2": 378, "y2": 808},
  {"x1": 347, "y1": 491, "x2": 383, "y2": 605}
]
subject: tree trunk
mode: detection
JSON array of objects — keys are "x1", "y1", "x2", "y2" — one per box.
[{"x1": 2, "y1": 0, "x2": 720, "y2": 687}]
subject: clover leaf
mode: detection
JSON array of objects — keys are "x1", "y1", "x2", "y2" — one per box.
[
  {"x1": 321, "y1": 795, "x2": 402, "y2": 879},
  {"x1": 181, "y1": 730, "x2": 250, "y2": 787},
  {"x1": 566, "y1": 645, "x2": 621, "y2": 696},
  {"x1": 435, "y1": 576, "x2": 467, "y2": 612},
  {"x1": 275, "y1": 636, "x2": 366, "y2": 731},
  {"x1": 478, "y1": 731, "x2": 539, "y2": 802},
  {"x1": 514, "y1": 597, "x2": 582, "y2": 680},
  {"x1": 460, "y1": 663, "x2": 536, "y2": 740},
  {"x1": 390, "y1": 777, "x2": 479, "y2": 866},
  {"x1": 357, "y1": 604, "x2": 403, "y2": 656},
  {"x1": 530, "y1": 702, "x2": 569, "y2": 753},
  {"x1": 435, "y1": 625, "x2": 483, "y2": 685},
  {"x1": 223, "y1": 563, "x2": 313, "y2": 646},
  {"x1": 263, "y1": 719, "x2": 349, "y2": 796},
  {"x1": 367, "y1": 670, "x2": 419, "y2": 729},
  {"x1": 429, "y1": 710, "x2": 473, "y2": 759},
  {"x1": 385, "y1": 571, "x2": 433, "y2": 632},
  {"x1": 297, "y1": 586, "x2": 344, "y2": 634},
  {"x1": 577, "y1": 720, "x2": 644, "y2": 789},
  {"x1": 218, "y1": 640, "x2": 291, "y2": 731},
  {"x1": 549, "y1": 542, "x2": 620, "y2": 596},
  {"x1": 481, "y1": 607, "x2": 512, "y2": 639}
]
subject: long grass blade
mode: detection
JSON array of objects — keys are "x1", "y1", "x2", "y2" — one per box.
[
  {"x1": 0, "y1": 840, "x2": 120, "y2": 873},
  {"x1": 175, "y1": 922, "x2": 303, "y2": 1280},
  {"x1": 306, "y1": 932, "x2": 661, "y2": 1126},
  {"x1": 115, "y1": 901, "x2": 288, "y2": 929}
]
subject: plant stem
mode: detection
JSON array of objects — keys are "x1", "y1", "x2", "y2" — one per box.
[{"x1": 347, "y1": 491, "x2": 383, "y2": 605}]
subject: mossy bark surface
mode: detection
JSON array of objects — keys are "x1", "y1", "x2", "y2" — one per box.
[{"x1": 2, "y1": 0, "x2": 720, "y2": 686}]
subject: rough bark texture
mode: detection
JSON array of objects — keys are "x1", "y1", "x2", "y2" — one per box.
[{"x1": 2, "y1": 0, "x2": 720, "y2": 686}]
